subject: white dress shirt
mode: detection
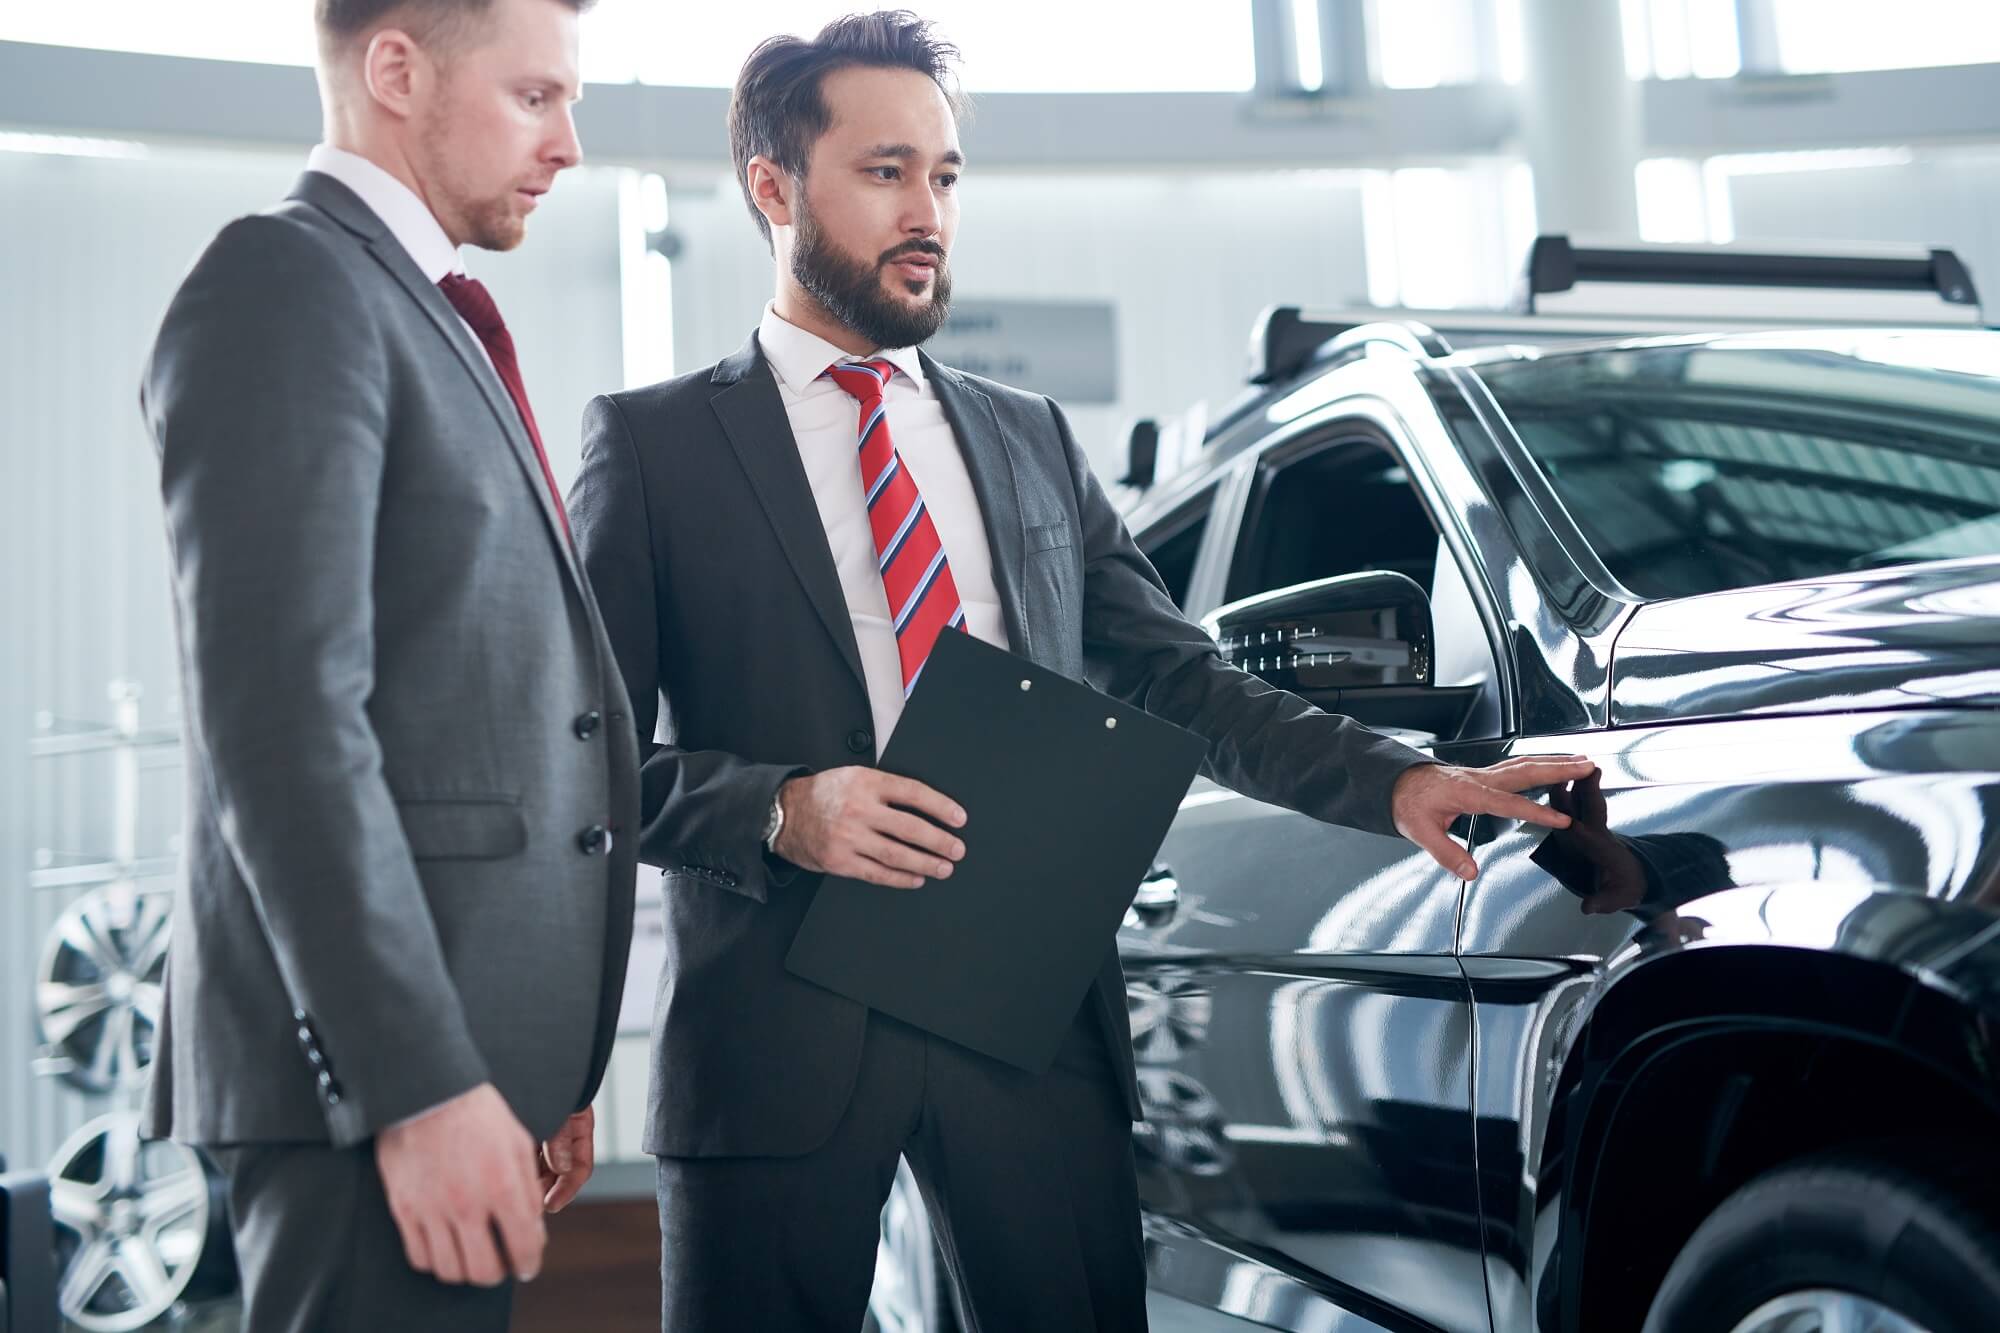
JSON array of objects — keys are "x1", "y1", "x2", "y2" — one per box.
[
  {"x1": 304, "y1": 144, "x2": 492, "y2": 372},
  {"x1": 758, "y1": 304, "x2": 1013, "y2": 751}
]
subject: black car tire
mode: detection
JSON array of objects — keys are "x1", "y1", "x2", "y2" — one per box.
[{"x1": 1643, "y1": 1146, "x2": 2000, "y2": 1333}]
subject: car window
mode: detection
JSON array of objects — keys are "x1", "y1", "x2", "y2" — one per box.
[
  {"x1": 1136, "y1": 489, "x2": 1215, "y2": 611},
  {"x1": 1228, "y1": 438, "x2": 1441, "y2": 601},
  {"x1": 1476, "y1": 331, "x2": 2000, "y2": 601},
  {"x1": 1227, "y1": 433, "x2": 1503, "y2": 737}
]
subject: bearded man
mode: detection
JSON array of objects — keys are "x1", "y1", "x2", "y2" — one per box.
[{"x1": 567, "y1": 12, "x2": 1590, "y2": 1331}]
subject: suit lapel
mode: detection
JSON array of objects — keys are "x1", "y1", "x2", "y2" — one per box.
[
  {"x1": 287, "y1": 172, "x2": 586, "y2": 593},
  {"x1": 925, "y1": 354, "x2": 1032, "y2": 659},
  {"x1": 710, "y1": 337, "x2": 869, "y2": 696}
]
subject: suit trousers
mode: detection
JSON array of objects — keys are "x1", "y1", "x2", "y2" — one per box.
[
  {"x1": 209, "y1": 1142, "x2": 514, "y2": 1333},
  {"x1": 655, "y1": 1004, "x2": 1148, "y2": 1332}
]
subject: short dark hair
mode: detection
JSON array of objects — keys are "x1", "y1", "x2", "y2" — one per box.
[
  {"x1": 315, "y1": 0, "x2": 593, "y2": 59},
  {"x1": 728, "y1": 11, "x2": 964, "y2": 248}
]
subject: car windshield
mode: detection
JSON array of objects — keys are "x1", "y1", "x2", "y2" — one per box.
[{"x1": 1475, "y1": 331, "x2": 2000, "y2": 600}]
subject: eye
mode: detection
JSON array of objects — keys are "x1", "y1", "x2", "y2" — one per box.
[
  {"x1": 522, "y1": 90, "x2": 547, "y2": 111},
  {"x1": 937, "y1": 173, "x2": 960, "y2": 190},
  {"x1": 869, "y1": 165, "x2": 902, "y2": 181}
]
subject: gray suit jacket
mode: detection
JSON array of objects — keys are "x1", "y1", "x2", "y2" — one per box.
[
  {"x1": 140, "y1": 171, "x2": 640, "y2": 1149},
  {"x1": 569, "y1": 335, "x2": 1427, "y2": 1159}
]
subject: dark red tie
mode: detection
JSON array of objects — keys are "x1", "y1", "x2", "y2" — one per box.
[
  {"x1": 438, "y1": 273, "x2": 571, "y2": 544},
  {"x1": 824, "y1": 360, "x2": 966, "y2": 697}
]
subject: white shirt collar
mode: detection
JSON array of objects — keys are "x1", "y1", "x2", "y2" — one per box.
[
  {"x1": 306, "y1": 144, "x2": 465, "y2": 285},
  {"x1": 758, "y1": 302, "x2": 928, "y2": 395}
]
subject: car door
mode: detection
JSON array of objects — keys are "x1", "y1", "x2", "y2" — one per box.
[{"x1": 1123, "y1": 407, "x2": 1500, "y2": 1333}]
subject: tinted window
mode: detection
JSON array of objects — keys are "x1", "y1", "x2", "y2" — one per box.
[
  {"x1": 1477, "y1": 332, "x2": 2000, "y2": 600},
  {"x1": 1229, "y1": 440, "x2": 1438, "y2": 601}
]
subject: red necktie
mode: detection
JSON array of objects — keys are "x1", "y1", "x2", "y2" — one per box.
[
  {"x1": 438, "y1": 273, "x2": 572, "y2": 544},
  {"x1": 824, "y1": 360, "x2": 967, "y2": 697}
]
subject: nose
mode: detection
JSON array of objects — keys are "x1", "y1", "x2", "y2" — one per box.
[
  {"x1": 903, "y1": 182, "x2": 942, "y2": 240},
  {"x1": 547, "y1": 103, "x2": 583, "y2": 171}
]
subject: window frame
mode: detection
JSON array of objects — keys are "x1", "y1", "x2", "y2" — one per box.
[{"x1": 1220, "y1": 413, "x2": 1512, "y2": 741}]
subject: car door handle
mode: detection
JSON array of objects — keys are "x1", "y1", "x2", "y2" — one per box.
[{"x1": 1127, "y1": 864, "x2": 1181, "y2": 925}]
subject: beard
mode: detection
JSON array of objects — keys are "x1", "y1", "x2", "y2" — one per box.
[
  {"x1": 417, "y1": 111, "x2": 528, "y2": 253},
  {"x1": 791, "y1": 195, "x2": 952, "y2": 350},
  {"x1": 457, "y1": 193, "x2": 526, "y2": 252}
]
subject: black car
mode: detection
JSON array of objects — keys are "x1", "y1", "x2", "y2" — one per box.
[{"x1": 869, "y1": 239, "x2": 2000, "y2": 1333}]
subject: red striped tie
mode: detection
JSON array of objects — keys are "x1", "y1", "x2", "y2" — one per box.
[{"x1": 825, "y1": 360, "x2": 967, "y2": 697}]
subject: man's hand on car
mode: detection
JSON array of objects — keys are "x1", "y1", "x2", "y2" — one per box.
[{"x1": 1392, "y1": 756, "x2": 1599, "y2": 880}]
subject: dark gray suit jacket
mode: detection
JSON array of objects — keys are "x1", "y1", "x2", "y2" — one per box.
[
  {"x1": 569, "y1": 335, "x2": 1427, "y2": 1159},
  {"x1": 141, "y1": 171, "x2": 640, "y2": 1149}
]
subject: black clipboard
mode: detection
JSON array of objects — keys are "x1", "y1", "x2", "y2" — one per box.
[{"x1": 785, "y1": 630, "x2": 1206, "y2": 1073}]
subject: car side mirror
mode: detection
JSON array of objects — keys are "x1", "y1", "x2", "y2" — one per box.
[{"x1": 1201, "y1": 571, "x2": 1473, "y2": 738}]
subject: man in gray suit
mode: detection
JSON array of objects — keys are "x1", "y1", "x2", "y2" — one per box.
[
  {"x1": 570, "y1": 12, "x2": 1590, "y2": 1331},
  {"x1": 141, "y1": 1, "x2": 636, "y2": 1328}
]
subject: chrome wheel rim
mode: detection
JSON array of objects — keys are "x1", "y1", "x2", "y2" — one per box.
[
  {"x1": 49, "y1": 1113, "x2": 211, "y2": 1332},
  {"x1": 1729, "y1": 1290, "x2": 1934, "y2": 1333},
  {"x1": 35, "y1": 887, "x2": 170, "y2": 1093}
]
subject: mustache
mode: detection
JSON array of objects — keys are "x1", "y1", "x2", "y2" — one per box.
[{"x1": 879, "y1": 239, "x2": 947, "y2": 266}]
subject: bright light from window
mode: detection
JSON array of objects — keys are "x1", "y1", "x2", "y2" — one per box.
[
  {"x1": 1495, "y1": 0, "x2": 1525, "y2": 83},
  {"x1": 0, "y1": 1, "x2": 1257, "y2": 92},
  {"x1": 1767, "y1": 0, "x2": 2000, "y2": 73},
  {"x1": 1368, "y1": 0, "x2": 1488, "y2": 88},
  {"x1": 1635, "y1": 157, "x2": 1708, "y2": 242},
  {"x1": 0, "y1": 130, "x2": 149, "y2": 159},
  {"x1": 618, "y1": 170, "x2": 674, "y2": 389},
  {"x1": 0, "y1": 2, "x2": 316, "y2": 65},
  {"x1": 1362, "y1": 163, "x2": 1531, "y2": 309},
  {"x1": 583, "y1": 1, "x2": 1256, "y2": 91},
  {"x1": 1291, "y1": 0, "x2": 1325, "y2": 92},
  {"x1": 1621, "y1": 0, "x2": 1741, "y2": 79}
]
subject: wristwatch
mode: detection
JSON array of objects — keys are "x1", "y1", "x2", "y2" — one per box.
[{"x1": 763, "y1": 788, "x2": 787, "y2": 854}]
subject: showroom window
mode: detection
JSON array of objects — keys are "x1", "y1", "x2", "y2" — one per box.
[
  {"x1": 0, "y1": 0, "x2": 1257, "y2": 92},
  {"x1": 1622, "y1": 0, "x2": 2000, "y2": 78},
  {"x1": 1759, "y1": 0, "x2": 2000, "y2": 74},
  {"x1": 1619, "y1": 0, "x2": 1743, "y2": 79},
  {"x1": 1365, "y1": 0, "x2": 1524, "y2": 87}
]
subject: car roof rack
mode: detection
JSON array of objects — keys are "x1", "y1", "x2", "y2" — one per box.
[
  {"x1": 1244, "y1": 237, "x2": 1988, "y2": 389},
  {"x1": 1521, "y1": 234, "x2": 1984, "y2": 324},
  {"x1": 1247, "y1": 307, "x2": 1360, "y2": 385},
  {"x1": 1119, "y1": 419, "x2": 1160, "y2": 489}
]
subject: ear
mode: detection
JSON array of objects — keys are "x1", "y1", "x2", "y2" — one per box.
[
  {"x1": 362, "y1": 27, "x2": 428, "y2": 120},
  {"x1": 746, "y1": 155, "x2": 796, "y2": 231}
]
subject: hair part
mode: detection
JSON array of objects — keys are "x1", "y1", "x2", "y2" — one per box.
[
  {"x1": 315, "y1": 0, "x2": 593, "y2": 63},
  {"x1": 728, "y1": 10, "x2": 964, "y2": 249}
]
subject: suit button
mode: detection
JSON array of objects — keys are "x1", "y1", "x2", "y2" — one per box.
[
  {"x1": 577, "y1": 824, "x2": 608, "y2": 855},
  {"x1": 574, "y1": 711, "x2": 602, "y2": 740},
  {"x1": 846, "y1": 729, "x2": 874, "y2": 755}
]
